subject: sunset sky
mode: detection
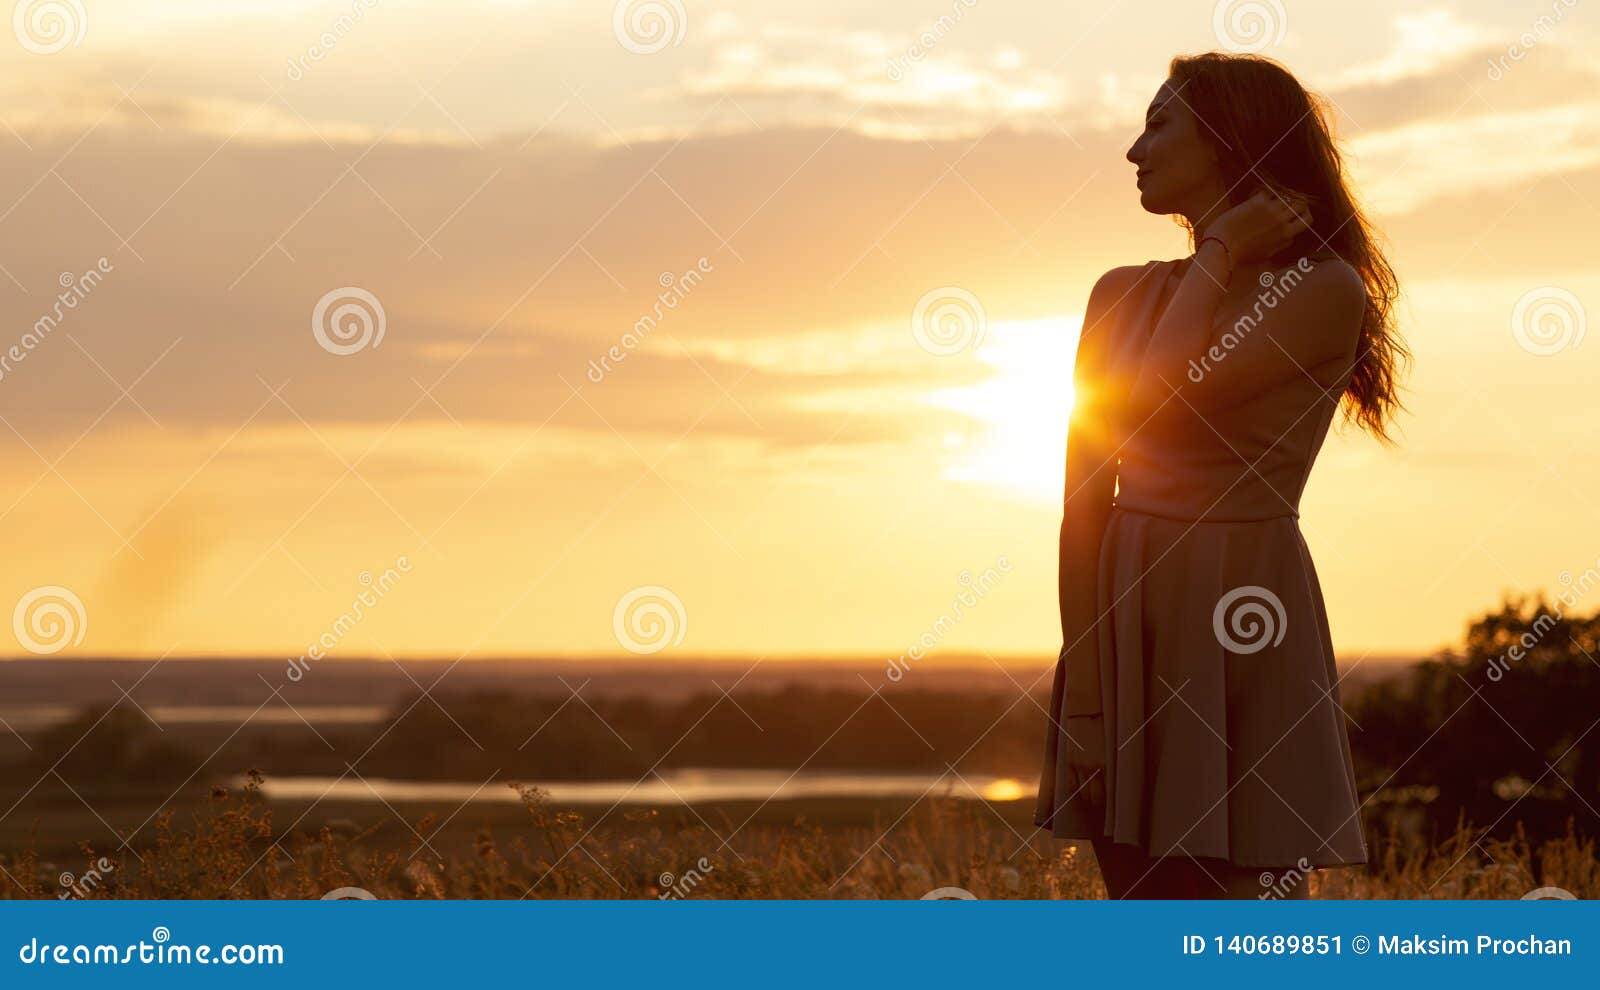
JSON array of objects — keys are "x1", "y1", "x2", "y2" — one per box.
[{"x1": 0, "y1": 0, "x2": 1596, "y2": 664}]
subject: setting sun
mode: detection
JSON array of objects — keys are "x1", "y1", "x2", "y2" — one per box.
[{"x1": 926, "y1": 316, "x2": 1079, "y2": 501}]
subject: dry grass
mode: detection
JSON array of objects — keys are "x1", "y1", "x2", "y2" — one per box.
[{"x1": 3, "y1": 773, "x2": 1594, "y2": 900}]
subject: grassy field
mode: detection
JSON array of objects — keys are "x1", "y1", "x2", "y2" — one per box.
[{"x1": 3, "y1": 774, "x2": 1593, "y2": 900}]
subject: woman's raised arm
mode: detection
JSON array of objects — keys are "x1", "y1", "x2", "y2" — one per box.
[{"x1": 1127, "y1": 253, "x2": 1365, "y2": 419}]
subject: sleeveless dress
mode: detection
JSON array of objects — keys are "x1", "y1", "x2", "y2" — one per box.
[{"x1": 1033, "y1": 252, "x2": 1369, "y2": 868}]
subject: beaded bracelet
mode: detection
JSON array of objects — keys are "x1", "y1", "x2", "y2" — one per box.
[{"x1": 1196, "y1": 234, "x2": 1234, "y2": 287}]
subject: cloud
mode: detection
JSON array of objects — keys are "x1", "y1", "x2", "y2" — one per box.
[
  {"x1": 0, "y1": 1, "x2": 1594, "y2": 657},
  {"x1": 1, "y1": 33, "x2": 1597, "y2": 460},
  {"x1": 1326, "y1": 8, "x2": 1499, "y2": 88}
]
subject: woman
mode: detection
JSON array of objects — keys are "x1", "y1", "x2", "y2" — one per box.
[{"x1": 1033, "y1": 52, "x2": 1408, "y2": 899}]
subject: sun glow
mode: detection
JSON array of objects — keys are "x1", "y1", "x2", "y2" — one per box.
[
  {"x1": 925, "y1": 316, "x2": 1081, "y2": 501},
  {"x1": 980, "y1": 777, "x2": 1029, "y2": 802}
]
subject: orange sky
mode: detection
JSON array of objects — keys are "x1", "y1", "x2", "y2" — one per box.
[{"x1": 0, "y1": 0, "x2": 1596, "y2": 663}]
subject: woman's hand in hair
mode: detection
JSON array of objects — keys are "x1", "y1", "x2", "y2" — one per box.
[{"x1": 1209, "y1": 188, "x2": 1313, "y2": 266}]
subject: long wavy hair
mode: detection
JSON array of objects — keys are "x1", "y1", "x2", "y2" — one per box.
[{"x1": 1167, "y1": 52, "x2": 1409, "y2": 443}]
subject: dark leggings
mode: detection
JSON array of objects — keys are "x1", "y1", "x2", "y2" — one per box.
[{"x1": 1092, "y1": 839, "x2": 1312, "y2": 899}]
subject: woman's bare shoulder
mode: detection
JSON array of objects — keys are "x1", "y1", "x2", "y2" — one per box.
[
  {"x1": 1275, "y1": 252, "x2": 1362, "y2": 293},
  {"x1": 1075, "y1": 263, "x2": 1159, "y2": 356},
  {"x1": 1308, "y1": 254, "x2": 1364, "y2": 295},
  {"x1": 1273, "y1": 254, "x2": 1365, "y2": 315},
  {"x1": 1091, "y1": 263, "x2": 1156, "y2": 297},
  {"x1": 1086, "y1": 263, "x2": 1158, "y2": 317}
]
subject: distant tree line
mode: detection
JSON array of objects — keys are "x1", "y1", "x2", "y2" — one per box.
[{"x1": 5, "y1": 596, "x2": 1595, "y2": 848}]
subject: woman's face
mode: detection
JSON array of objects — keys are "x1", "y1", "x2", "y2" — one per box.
[{"x1": 1125, "y1": 79, "x2": 1224, "y2": 219}]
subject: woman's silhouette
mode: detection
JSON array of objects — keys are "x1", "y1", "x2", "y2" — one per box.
[{"x1": 1034, "y1": 52, "x2": 1408, "y2": 899}]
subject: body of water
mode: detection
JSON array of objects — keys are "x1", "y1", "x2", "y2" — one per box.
[{"x1": 246, "y1": 769, "x2": 1033, "y2": 806}]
